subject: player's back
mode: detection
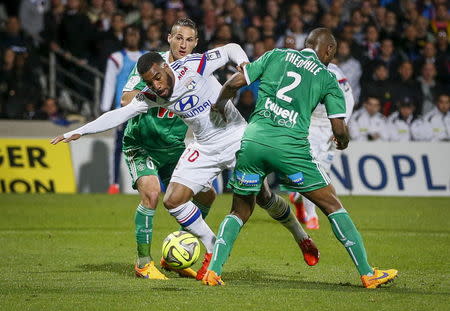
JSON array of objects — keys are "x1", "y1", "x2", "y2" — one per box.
[{"x1": 243, "y1": 48, "x2": 345, "y2": 149}]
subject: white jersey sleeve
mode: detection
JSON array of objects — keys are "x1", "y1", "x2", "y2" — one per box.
[
  {"x1": 101, "y1": 52, "x2": 123, "y2": 112},
  {"x1": 311, "y1": 63, "x2": 355, "y2": 127},
  {"x1": 63, "y1": 97, "x2": 149, "y2": 138},
  {"x1": 197, "y1": 43, "x2": 249, "y2": 77}
]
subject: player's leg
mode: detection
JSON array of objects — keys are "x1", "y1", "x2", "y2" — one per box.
[
  {"x1": 256, "y1": 180, "x2": 319, "y2": 266},
  {"x1": 192, "y1": 188, "x2": 216, "y2": 219},
  {"x1": 134, "y1": 175, "x2": 168, "y2": 279},
  {"x1": 289, "y1": 192, "x2": 307, "y2": 223},
  {"x1": 123, "y1": 146, "x2": 168, "y2": 279},
  {"x1": 302, "y1": 185, "x2": 397, "y2": 288}
]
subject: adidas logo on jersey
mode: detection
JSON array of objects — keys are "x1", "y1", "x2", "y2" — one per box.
[{"x1": 265, "y1": 98, "x2": 299, "y2": 125}]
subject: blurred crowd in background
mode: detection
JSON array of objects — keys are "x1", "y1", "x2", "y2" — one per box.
[{"x1": 0, "y1": 0, "x2": 449, "y2": 141}]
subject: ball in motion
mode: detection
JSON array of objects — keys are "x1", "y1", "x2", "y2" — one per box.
[{"x1": 162, "y1": 231, "x2": 201, "y2": 269}]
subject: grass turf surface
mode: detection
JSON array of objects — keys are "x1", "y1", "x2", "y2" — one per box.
[{"x1": 0, "y1": 194, "x2": 449, "y2": 311}]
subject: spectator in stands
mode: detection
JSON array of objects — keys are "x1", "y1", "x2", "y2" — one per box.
[
  {"x1": 2, "y1": 50, "x2": 41, "y2": 119},
  {"x1": 415, "y1": 16, "x2": 434, "y2": 49},
  {"x1": 422, "y1": 94, "x2": 450, "y2": 141},
  {"x1": 430, "y1": 4, "x2": 449, "y2": 35},
  {"x1": 86, "y1": 0, "x2": 104, "y2": 25},
  {"x1": 372, "y1": 38, "x2": 400, "y2": 80},
  {"x1": 135, "y1": 0, "x2": 154, "y2": 35},
  {"x1": 339, "y1": 24, "x2": 363, "y2": 61},
  {"x1": 33, "y1": 97, "x2": 70, "y2": 125},
  {"x1": 350, "y1": 9, "x2": 366, "y2": 44},
  {"x1": 415, "y1": 42, "x2": 439, "y2": 77},
  {"x1": 0, "y1": 48, "x2": 15, "y2": 117},
  {"x1": 96, "y1": 13, "x2": 125, "y2": 71},
  {"x1": 253, "y1": 40, "x2": 266, "y2": 60},
  {"x1": 393, "y1": 61, "x2": 423, "y2": 115},
  {"x1": 360, "y1": 62, "x2": 394, "y2": 116},
  {"x1": 360, "y1": 24, "x2": 381, "y2": 63},
  {"x1": 57, "y1": 0, "x2": 94, "y2": 62},
  {"x1": 41, "y1": 0, "x2": 65, "y2": 51},
  {"x1": 243, "y1": 26, "x2": 260, "y2": 59},
  {"x1": 236, "y1": 89, "x2": 255, "y2": 122},
  {"x1": 261, "y1": 15, "x2": 277, "y2": 39},
  {"x1": 418, "y1": 63, "x2": 444, "y2": 115},
  {"x1": 435, "y1": 30, "x2": 450, "y2": 84},
  {"x1": 276, "y1": 15, "x2": 307, "y2": 50},
  {"x1": 212, "y1": 24, "x2": 233, "y2": 46},
  {"x1": 348, "y1": 96, "x2": 388, "y2": 141},
  {"x1": 399, "y1": 24, "x2": 421, "y2": 61},
  {"x1": 0, "y1": 16, "x2": 33, "y2": 52},
  {"x1": 335, "y1": 40, "x2": 362, "y2": 103},
  {"x1": 19, "y1": 0, "x2": 49, "y2": 45},
  {"x1": 379, "y1": 10, "x2": 400, "y2": 42},
  {"x1": 230, "y1": 5, "x2": 246, "y2": 44},
  {"x1": 387, "y1": 97, "x2": 424, "y2": 141},
  {"x1": 301, "y1": 0, "x2": 320, "y2": 31},
  {"x1": 144, "y1": 23, "x2": 168, "y2": 52},
  {"x1": 198, "y1": 9, "x2": 216, "y2": 51},
  {"x1": 97, "y1": 0, "x2": 117, "y2": 31},
  {"x1": 118, "y1": 0, "x2": 139, "y2": 25},
  {"x1": 319, "y1": 13, "x2": 339, "y2": 32}
]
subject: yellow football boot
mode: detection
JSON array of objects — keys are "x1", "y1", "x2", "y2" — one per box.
[
  {"x1": 160, "y1": 258, "x2": 197, "y2": 279},
  {"x1": 361, "y1": 268, "x2": 398, "y2": 289},
  {"x1": 134, "y1": 261, "x2": 168, "y2": 280},
  {"x1": 201, "y1": 270, "x2": 225, "y2": 286}
]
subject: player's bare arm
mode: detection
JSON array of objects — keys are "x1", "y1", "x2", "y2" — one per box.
[
  {"x1": 121, "y1": 90, "x2": 140, "y2": 106},
  {"x1": 50, "y1": 100, "x2": 148, "y2": 145},
  {"x1": 330, "y1": 118, "x2": 349, "y2": 150},
  {"x1": 213, "y1": 71, "x2": 247, "y2": 121}
]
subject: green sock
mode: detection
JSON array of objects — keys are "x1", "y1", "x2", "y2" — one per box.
[
  {"x1": 135, "y1": 204, "x2": 155, "y2": 268},
  {"x1": 328, "y1": 208, "x2": 373, "y2": 276},
  {"x1": 209, "y1": 215, "x2": 243, "y2": 275},
  {"x1": 178, "y1": 200, "x2": 212, "y2": 231}
]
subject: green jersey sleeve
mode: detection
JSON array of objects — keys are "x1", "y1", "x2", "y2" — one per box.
[
  {"x1": 243, "y1": 50, "x2": 274, "y2": 84},
  {"x1": 123, "y1": 64, "x2": 146, "y2": 92},
  {"x1": 321, "y1": 71, "x2": 346, "y2": 118}
]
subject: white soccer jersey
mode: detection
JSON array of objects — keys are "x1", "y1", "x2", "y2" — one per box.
[
  {"x1": 129, "y1": 45, "x2": 247, "y2": 144},
  {"x1": 310, "y1": 63, "x2": 355, "y2": 127}
]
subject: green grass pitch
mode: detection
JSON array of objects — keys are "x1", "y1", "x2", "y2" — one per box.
[{"x1": 1, "y1": 194, "x2": 449, "y2": 311}]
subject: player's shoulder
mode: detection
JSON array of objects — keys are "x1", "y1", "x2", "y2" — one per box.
[{"x1": 170, "y1": 53, "x2": 203, "y2": 71}]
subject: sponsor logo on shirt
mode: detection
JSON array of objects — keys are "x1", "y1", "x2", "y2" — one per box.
[
  {"x1": 287, "y1": 172, "x2": 304, "y2": 185},
  {"x1": 258, "y1": 97, "x2": 299, "y2": 128},
  {"x1": 179, "y1": 100, "x2": 212, "y2": 119},
  {"x1": 177, "y1": 66, "x2": 189, "y2": 80},
  {"x1": 235, "y1": 171, "x2": 260, "y2": 186},
  {"x1": 174, "y1": 95, "x2": 200, "y2": 112},
  {"x1": 206, "y1": 50, "x2": 221, "y2": 60}
]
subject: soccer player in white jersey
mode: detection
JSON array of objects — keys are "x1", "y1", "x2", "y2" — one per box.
[
  {"x1": 289, "y1": 63, "x2": 355, "y2": 229},
  {"x1": 51, "y1": 44, "x2": 319, "y2": 280}
]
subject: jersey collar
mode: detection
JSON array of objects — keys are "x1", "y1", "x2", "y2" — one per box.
[{"x1": 302, "y1": 48, "x2": 318, "y2": 57}]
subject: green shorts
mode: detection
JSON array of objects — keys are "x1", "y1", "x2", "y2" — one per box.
[
  {"x1": 123, "y1": 146, "x2": 185, "y2": 189},
  {"x1": 228, "y1": 140, "x2": 330, "y2": 195}
]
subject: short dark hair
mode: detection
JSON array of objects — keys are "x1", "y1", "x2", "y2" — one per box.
[
  {"x1": 137, "y1": 52, "x2": 165, "y2": 75},
  {"x1": 170, "y1": 18, "x2": 198, "y2": 37}
]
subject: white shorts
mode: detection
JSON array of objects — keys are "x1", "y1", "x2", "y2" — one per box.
[
  {"x1": 308, "y1": 125, "x2": 335, "y2": 174},
  {"x1": 170, "y1": 135, "x2": 242, "y2": 195}
]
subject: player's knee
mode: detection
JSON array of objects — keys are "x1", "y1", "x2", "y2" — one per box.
[
  {"x1": 163, "y1": 193, "x2": 184, "y2": 210},
  {"x1": 141, "y1": 190, "x2": 160, "y2": 209}
]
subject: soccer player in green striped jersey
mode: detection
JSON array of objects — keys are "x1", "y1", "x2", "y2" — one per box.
[{"x1": 203, "y1": 28, "x2": 398, "y2": 289}]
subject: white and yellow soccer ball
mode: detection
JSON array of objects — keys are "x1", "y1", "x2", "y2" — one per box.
[{"x1": 162, "y1": 231, "x2": 201, "y2": 269}]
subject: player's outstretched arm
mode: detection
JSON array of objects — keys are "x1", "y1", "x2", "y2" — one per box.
[
  {"x1": 330, "y1": 118, "x2": 349, "y2": 150},
  {"x1": 214, "y1": 72, "x2": 247, "y2": 121},
  {"x1": 50, "y1": 99, "x2": 148, "y2": 145}
]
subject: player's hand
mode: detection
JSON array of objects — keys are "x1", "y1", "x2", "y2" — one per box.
[
  {"x1": 333, "y1": 137, "x2": 348, "y2": 150},
  {"x1": 50, "y1": 134, "x2": 81, "y2": 145},
  {"x1": 236, "y1": 62, "x2": 249, "y2": 73}
]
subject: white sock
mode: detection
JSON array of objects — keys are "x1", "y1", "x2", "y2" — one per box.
[
  {"x1": 261, "y1": 194, "x2": 308, "y2": 242},
  {"x1": 292, "y1": 192, "x2": 302, "y2": 202},
  {"x1": 303, "y1": 197, "x2": 318, "y2": 220},
  {"x1": 168, "y1": 201, "x2": 216, "y2": 253}
]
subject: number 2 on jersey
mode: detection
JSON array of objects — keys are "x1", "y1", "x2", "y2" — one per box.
[{"x1": 276, "y1": 71, "x2": 302, "y2": 103}]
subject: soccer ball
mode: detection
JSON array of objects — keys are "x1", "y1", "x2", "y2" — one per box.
[{"x1": 162, "y1": 231, "x2": 201, "y2": 269}]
